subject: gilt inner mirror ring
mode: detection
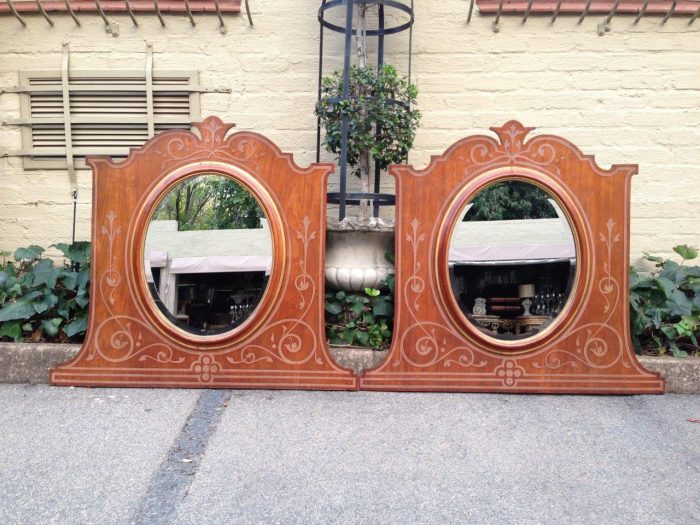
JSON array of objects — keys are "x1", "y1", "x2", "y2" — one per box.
[
  {"x1": 129, "y1": 162, "x2": 286, "y2": 348},
  {"x1": 437, "y1": 169, "x2": 589, "y2": 354}
]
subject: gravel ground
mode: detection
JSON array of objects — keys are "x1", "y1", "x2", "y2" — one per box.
[{"x1": 1, "y1": 385, "x2": 698, "y2": 524}]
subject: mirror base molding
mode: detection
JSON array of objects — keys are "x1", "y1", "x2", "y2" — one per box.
[
  {"x1": 360, "y1": 121, "x2": 664, "y2": 394},
  {"x1": 50, "y1": 117, "x2": 357, "y2": 390}
]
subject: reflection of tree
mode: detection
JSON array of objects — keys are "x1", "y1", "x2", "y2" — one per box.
[
  {"x1": 153, "y1": 176, "x2": 264, "y2": 230},
  {"x1": 464, "y1": 182, "x2": 557, "y2": 221}
]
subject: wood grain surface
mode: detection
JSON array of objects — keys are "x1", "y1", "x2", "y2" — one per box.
[
  {"x1": 50, "y1": 117, "x2": 357, "y2": 389},
  {"x1": 360, "y1": 121, "x2": 664, "y2": 394}
]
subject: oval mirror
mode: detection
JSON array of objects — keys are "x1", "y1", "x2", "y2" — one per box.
[
  {"x1": 448, "y1": 180, "x2": 577, "y2": 341},
  {"x1": 144, "y1": 173, "x2": 272, "y2": 336}
]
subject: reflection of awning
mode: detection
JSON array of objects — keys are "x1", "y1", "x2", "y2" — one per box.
[
  {"x1": 170, "y1": 256, "x2": 272, "y2": 275},
  {"x1": 449, "y1": 242, "x2": 575, "y2": 265}
]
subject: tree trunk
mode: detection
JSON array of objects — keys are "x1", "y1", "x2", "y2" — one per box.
[
  {"x1": 356, "y1": 4, "x2": 368, "y2": 69},
  {"x1": 359, "y1": 149, "x2": 371, "y2": 218},
  {"x1": 356, "y1": 3, "x2": 371, "y2": 218}
]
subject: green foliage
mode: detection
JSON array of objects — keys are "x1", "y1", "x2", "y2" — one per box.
[
  {"x1": 325, "y1": 282, "x2": 394, "y2": 351},
  {"x1": 465, "y1": 181, "x2": 558, "y2": 221},
  {"x1": 0, "y1": 243, "x2": 90, "y2": 343},
  {"x1": 315, "y1": 65, "x2": 421, "y2": 178},
  {"x1": 630, "y1": 245, "x2": 700, "y2": 357},
  {"x1": 153, "y1": 175, "x2": 264, "y2": 231}
]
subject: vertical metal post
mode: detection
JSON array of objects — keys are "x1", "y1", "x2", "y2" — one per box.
[
  {"x1": 408, "y1": 0, "x2": 414, "y2": 85},
  {"x1": 62, "y1": 43, "x2": 78, "y2": 241},
  {"x1": 61, "y1": 43, "x2": 77, "y2": 195},
  {"x1": 377, "y1": 3, "x2": 385, "y2": 69},
  {"x1": 316, "y1": 0, "x2": 326, "y2": 163},
  {"x1": 72, "y1": 190, "x2": 78, "y2": 244},
  {"x1": 373, "y1": 2, "x2": 386, "y2": 218},
  {"x1": 338, "y1": 0, "x2": 354, "y2": 221}
]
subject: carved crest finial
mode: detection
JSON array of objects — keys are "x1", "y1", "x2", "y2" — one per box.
[
  {"x1": 489, "y1": 120, "x2": 535, "y2": 152},
  {"x1": 192, "y1": 116, "x2": 236, "y2": 145}
]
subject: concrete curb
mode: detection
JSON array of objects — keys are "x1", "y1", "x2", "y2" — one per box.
[
  {"x1": 0, "y1": 342, "x2": 697, "y2": 393},
  {"x1": 638, "y1": 355, "x2": 700, "y2": 395},
  {"x1": 0, "y1": 343, "x2": 79, "y2": 385}
]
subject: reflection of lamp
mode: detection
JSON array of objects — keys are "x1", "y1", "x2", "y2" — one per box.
[{"x1": 518, "y1": 284, "x2": 536, "y2": 316}]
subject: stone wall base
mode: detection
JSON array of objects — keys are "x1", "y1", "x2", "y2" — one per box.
[{"x1": 0, "y1": 343, "x2": 697, "y2": 393}]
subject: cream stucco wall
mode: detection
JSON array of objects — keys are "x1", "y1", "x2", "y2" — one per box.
[{"x1": 1, "y1": 1, "x2": 698, "y2": 267}]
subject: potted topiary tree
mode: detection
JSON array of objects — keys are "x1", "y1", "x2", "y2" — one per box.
[
  {"x1": 315, "y1": 4, "x2": 420, "y2": 291},
  {"x1": 316, "y1": 64, "x2": 420, "y2": 219}
]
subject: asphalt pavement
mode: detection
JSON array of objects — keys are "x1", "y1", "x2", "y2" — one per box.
[{"x1": 1, "y1": 385, "x2": 698, "y2": 524}]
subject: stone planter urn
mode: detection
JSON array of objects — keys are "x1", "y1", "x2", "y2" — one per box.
[{"x1": 326, "y1": 217, "x2": 395, "y2": 292}]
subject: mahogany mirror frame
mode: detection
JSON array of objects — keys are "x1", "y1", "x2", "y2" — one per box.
[
  {"x1": 360, "y1": 121, "x2": 665, "y2": 394},
  {"x1": 51, "y1": 117, "x2": 357, "y2": 390},
  {"x1": 131, "y1": 162, "x2": 285, "y2": 348}
]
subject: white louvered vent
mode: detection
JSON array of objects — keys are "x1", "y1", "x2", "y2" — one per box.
[{"x1": 19, "y1": 71, "x2": 200, "y2": 169}]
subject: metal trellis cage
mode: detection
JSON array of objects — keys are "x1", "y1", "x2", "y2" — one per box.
[{"x1": 317, "y1": 0, "x2": 414, "y2": 220}]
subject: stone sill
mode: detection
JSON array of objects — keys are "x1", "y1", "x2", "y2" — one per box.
[{"x1": 0, "y1": 342, "x2": 697, "y2": 394}]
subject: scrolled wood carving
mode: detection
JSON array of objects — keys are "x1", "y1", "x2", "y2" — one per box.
[
  {"x1": 360, "y1": 121, "x2": 664, "y2": 394},
  {"x1": 51, "y1": 117, "x2": 356, "y2": 390}
]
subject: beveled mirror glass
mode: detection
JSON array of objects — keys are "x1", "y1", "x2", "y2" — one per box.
[
  {"x1": 144, "y1": 173, "x2": 272, "y2": 336},
  {"x1": 448, "y1": 180, "x2": 577, "y2": 341}
]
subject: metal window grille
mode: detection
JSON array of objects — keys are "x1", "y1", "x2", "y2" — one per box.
[{"x1": 8, "y1": 69, "x2": 201, "y2": 169}]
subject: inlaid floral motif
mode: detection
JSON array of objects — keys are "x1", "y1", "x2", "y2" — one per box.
[
  {"x1": 456, "y1": 120, "x2": 561, "y2": 176},
  {"x1": 226, "y1": 215, "x2": 323, "y2": 367},
  {"x1": 495, "y1": 360, "x2": 526, "y2": 387},
  {"x1": 155, "y1": 116, "x2": 264, "y2": 172},
  {"x1": 533, "y1": 218, "x2": 623, "y2": 370},
  {"x1": 393, "y1": 219, "x2": 487, "y2": 370},
  {"x1": 89, "y1": 211, "x2": 184, "y2": 364},
  {"x1": 191, "y1": 355, "x2": 221, "y2": 384}
]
